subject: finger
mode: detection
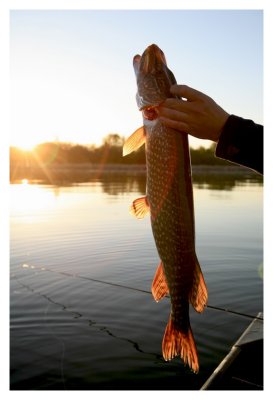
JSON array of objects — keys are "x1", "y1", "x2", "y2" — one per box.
[
  {"x1": 157, "y1": 106, "x2": 188, "y2": 121},
  {"x1": 159, "y1": 98, "x2": 190, "y2": 112},
  {"x1": 158, "y1": 116, "x2": 188, "y2": 133},
  {"x1": 170, "y1": 84, "x2": 205, "y2": 102}
]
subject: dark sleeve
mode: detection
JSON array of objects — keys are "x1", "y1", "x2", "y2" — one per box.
[{"x1": 215, "y1": 114, "x2": 263, "y2": 174}]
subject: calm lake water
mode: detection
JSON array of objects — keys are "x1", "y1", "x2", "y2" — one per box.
[{"x1": 10, "y1": 170, "x2": 263, "y2": 390}]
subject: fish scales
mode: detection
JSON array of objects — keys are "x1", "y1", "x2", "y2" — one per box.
[
  {"x1": 123, "y1": 44, "x2": 208, "y2": 373},
  {"x1": 147, "y1": 123, "x2": 194, "y2": 327}
]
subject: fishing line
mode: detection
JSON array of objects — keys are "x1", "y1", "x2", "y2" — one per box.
[
  {"x1": 44, "y1": 301, "x2": 67, "y2": 390},
  {"x1": 19, "y1": 263, "x2": 263, "y2": 321},
  {"x1": 14, "y1": 272, "x2": 68, "y2": 389},
  {"x1": 12, "y1": 272, "x2": 164, "y2": 363}
]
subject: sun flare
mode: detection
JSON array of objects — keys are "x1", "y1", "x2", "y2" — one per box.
[{"x1": 15, "y1": 142, "x2": 36, "y2": 152}]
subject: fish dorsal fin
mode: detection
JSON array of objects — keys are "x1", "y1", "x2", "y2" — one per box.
[
  {"x1": 123, "y1": 126, "x2": 146, "y2": 156},
  {"x1": 189, "y1": 255, "x2": 208, "y2": 313},
  {"x1": 151, "y1": 260, "x2": 169, "y2": 302},
  {"x1": 130, "y1": 196, "x2": 150, "y2": 219}
]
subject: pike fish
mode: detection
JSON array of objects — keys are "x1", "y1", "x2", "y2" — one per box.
[{"x1": 123, "y1": 44, "x2": 208, "y2": 373}]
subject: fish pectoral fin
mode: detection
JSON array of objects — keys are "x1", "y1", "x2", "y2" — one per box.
[
  {"x1": 123, "y1": 126, "x2": 146, "y2": 156},
  {"x1": 189, "y1": 255, "x2": 208, "y2": 313},
  {"x1": 162, "y1": 317, "x2": 199, "y2": 373},
  {"x1": 130, "y1": 196, "x2": 150, "y2": 219},
  {"x1": 151, "y1": 260, "x2": 169, "y2": 302}
]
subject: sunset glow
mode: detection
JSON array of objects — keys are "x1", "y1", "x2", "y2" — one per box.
[
  {"x1": 10, "y1": 10, "x2": 262, "y2": 151},
  {"x1": 15, "y1": 140, "x2": 37, "y2": 152}
]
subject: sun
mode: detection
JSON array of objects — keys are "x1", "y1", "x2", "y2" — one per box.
[
  {"x1": 12, "y1": 140, "x2": 37, "y2": 151},
  {"x1": 19, "y1": 145, "x2": 35, "y2": 151}
]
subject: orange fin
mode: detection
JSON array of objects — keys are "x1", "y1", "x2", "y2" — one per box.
[
  {"x1": 189, "y1": 255, "x2": 208, "y2": 313},
  {"x1": 123, "y1": 126, "x2": 146, "y2": 156},
  {"x1": 130, "y1": 196, "x2": 150, "y2": 219},
  {"x1": 162, "y1": 317, "x2": 199, "y2": 373},
  {"x1": 151, "y1": 261, "x2": 169, "y2": 302}
]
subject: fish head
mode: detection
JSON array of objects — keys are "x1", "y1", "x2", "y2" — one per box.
[{"x1": 133, "y1": 44, "x2": 176, "y2": 118}]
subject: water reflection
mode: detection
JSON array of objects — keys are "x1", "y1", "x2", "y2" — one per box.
[
  {"x1": 11, "y1": 165, "x2": 262, "y2": 193},
  {"x1": 10, "y1": 182, "x2": 58, "y2": 223},
  {"x1": 96, "y1": 174, "x2": 146, "y2": 196},
  {"x1": 193, "y1": 175, "x2": 262, "y2": 191}
]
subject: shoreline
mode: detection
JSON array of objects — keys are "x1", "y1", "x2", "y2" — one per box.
[
  {"x1": 10, "y1": 163, "x2": 262, "y2": 184},
  {"x1": 10, "y1": 162, "x2": 260, "y2": 174}
]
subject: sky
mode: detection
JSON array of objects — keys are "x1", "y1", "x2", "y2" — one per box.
[{"x1": 10, "y1": 8, "x2": 263, "y2": 150}]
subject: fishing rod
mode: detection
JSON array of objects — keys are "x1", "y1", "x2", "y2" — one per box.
[{"x1": 18, "y1": 263, "x2": 263, "y2": 321}]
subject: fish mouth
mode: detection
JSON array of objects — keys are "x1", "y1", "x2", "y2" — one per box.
[
  {"x1": 134, "y1": 44, "x2": 172, "y2": 111},
  {"x1": 133, "y1": 44, "x2": 167, "y2": 75}
]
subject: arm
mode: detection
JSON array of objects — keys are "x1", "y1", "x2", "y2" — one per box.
[{"x1": 216, "y1": 115, "x2": 263, "y2": 174}]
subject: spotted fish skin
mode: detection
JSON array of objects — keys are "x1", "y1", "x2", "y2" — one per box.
[
  {"x1": 147, "y1": 121, "x2": 194, "y2": 320},
  {"x1": 123, "y1": 44, "x2": 208, "y2": 373}
]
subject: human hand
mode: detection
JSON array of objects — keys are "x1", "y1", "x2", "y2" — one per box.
[{"x1": 158, "y1": 85, "x2": 230, "y2": 142}]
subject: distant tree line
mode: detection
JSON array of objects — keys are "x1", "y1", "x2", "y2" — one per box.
[{"x1": 10, "y1": 133, "x2": 230, "y2": 168}]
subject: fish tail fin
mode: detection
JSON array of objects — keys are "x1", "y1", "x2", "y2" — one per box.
[
  {"x1": 190, "y1": 255, "x2": 208, "y2": 313},
  {"x1": 151, "y1": 260, "x2": 169, "y2": 302},
  {"x1": 162, "y1": 317, "x2": 199, "y2": 373}
]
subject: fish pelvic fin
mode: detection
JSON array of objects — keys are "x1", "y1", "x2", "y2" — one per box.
[
  {"x1": 123, "y1": 126, "x2": 146, "y2": 156},
  {"x1": 151, "y1": 260, "x2": 169, "y2": 302},
  {"x1": 130, "y1": 196, "x2": 150, "y2": 219},
  {"x1": 162, "y1": 317, "x2": 199, "y2": 373},
  {"x1": 190, "y1": 255, "x2": 208, "y2": 313}
]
